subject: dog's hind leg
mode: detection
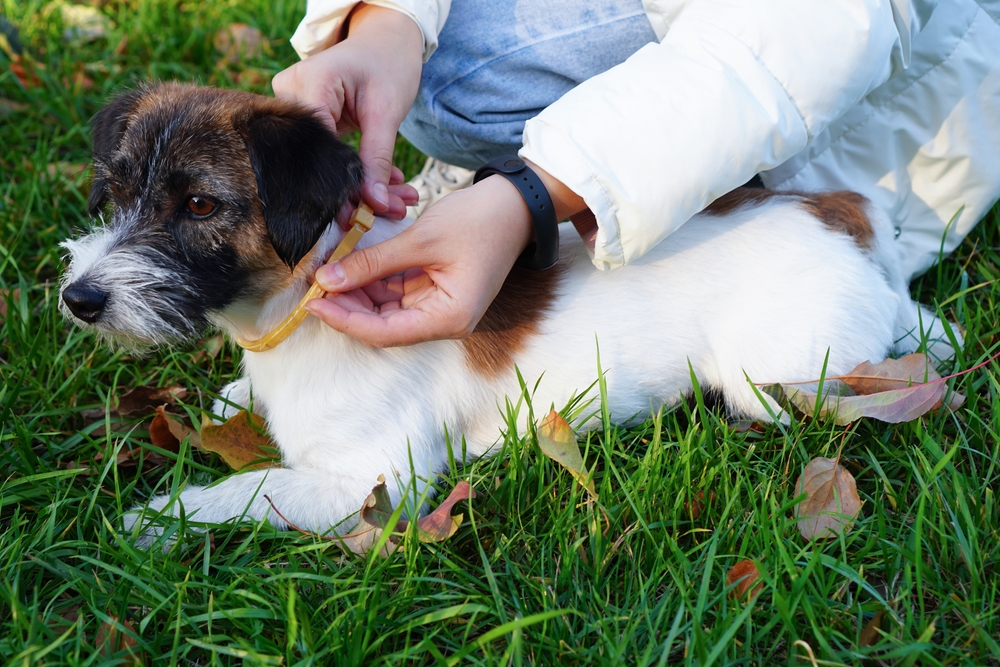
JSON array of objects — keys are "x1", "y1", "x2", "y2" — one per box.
[{"x1": 125, "y1": 467, "x2": 385, "y2": 547}]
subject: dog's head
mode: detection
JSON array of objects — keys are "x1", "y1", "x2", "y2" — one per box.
[{"x1": 60, "y1": 82, "x2": 362, "y2": 347}]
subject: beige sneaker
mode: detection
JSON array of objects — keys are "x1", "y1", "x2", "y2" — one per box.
[{"x1": 406, "y1": 157, "x2": 476, "y2": 218}]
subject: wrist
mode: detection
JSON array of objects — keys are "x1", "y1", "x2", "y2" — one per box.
[
  {"x1": 471, "y1": 175, "x2": 534, "y2": 256},
  {"x1": 521, "y1": 158, "x2": 587, "y2": 221}
]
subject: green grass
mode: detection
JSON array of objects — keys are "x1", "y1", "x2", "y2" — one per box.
[{"x1": 2, "y1": 1, "x2": 1000, "y2": 664}]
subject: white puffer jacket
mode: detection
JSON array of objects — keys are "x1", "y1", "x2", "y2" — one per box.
[{"x1": 292, "y1": 0, "x2": 1000, "y2": 280}]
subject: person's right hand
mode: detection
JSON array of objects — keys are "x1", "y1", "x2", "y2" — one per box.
[{"x1": 272, "y1": 4, "x2": 423, "y2": 219}]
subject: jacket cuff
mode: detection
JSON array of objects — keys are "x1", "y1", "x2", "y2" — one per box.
[{"x1": 291, "y1": 0, "x2": 450, "y2": 62}]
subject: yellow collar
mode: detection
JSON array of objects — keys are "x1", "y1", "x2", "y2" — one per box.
[{"x1": 236, "y1": 203, "x2": 376, "y2": 352}]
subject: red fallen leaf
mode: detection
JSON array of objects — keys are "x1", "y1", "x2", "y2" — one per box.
[
  {"x1": 214, "y1": 23, "x2": 265, "y2": 64},
  {"x1": 198, "y1": 410, "x2": 278, "y2": 471},
  {"x1": 415, "y1": 481, "x2": 476, "y2": 542},
  {"x1": 96, "y1": 615, "x2": 142, "y2": 664},
  {"x1": 537, "y1": 409, "x2": 597, "y2": 498},
  {"x1": 794, "y1": 456, "x2": 862, "y2": 539},
  {"x1": 148, "y1": 406, "x2": 185, "y2": 452},
  {"x1": 116, "y1": 385, "x2": 188, "y2": 417},
  {"x1": 270, "y1": 476, "x2": 475, "y2": 557},
  {"x1": 763, "y1": 353, "x2": 964, "y2": 425},
  {"x1": 685, "y1": 490, "x2": 717, "y2": 520},
  {"x1": 727, "y1": 560, "x2": 763, "y2": 601}
]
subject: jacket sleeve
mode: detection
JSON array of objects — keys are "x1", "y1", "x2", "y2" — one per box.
[
  {"x1": 290, "y1": 0, "x2": 451, "y2": 61},
  {"x1": 519, "y1": 0, "x2": 912, "y2": 270}
]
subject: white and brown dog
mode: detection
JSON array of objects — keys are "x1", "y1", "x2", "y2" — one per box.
[{"x1": 61, "y1": 83, "x2": 955, "y2": 541}]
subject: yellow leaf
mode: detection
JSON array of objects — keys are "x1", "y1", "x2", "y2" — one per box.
[
  {"x1": 537, "y1": 410, "x2": 597, "y2": 498},
  {"x1": 198, "y1": 410, "x2": 278, "y2": 471}
]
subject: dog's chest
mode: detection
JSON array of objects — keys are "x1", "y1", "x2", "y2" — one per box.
[{"x1": 240, "y1": 323, "x2": 502, "y2": 468}]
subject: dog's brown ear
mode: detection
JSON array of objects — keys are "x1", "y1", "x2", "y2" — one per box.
[
  {"x1": 87, "y1": 88, "x2": 144, "y2": 217},
  {"x1": 243, "y1": 106, "x2": 363, "y2": 269}
]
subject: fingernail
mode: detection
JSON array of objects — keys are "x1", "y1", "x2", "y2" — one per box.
[
  {"x1": 372, "y1": 182, "x2": 389, "y2": 208},
  {"x1": 316, "y1": 262, "x2": 346, "y2": 288}
]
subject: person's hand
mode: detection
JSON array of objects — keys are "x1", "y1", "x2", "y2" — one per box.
[
  {"x1": 304, "y1": 175, "x2": 535, "y2": 346},
  {"x1": 272, "y1": 4, "x2": 422, "y2": 219},
  {"x1": 305, "y1": 159, "x2": 589, "y2": 346}
]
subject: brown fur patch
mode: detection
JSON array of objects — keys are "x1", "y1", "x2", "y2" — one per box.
[
  {"x1": 703, "y1": 187, "x2": 874, "y2": 249},
  {"x1": 462, "y1": 261, "x2": 565, "y2": 378},
  {"x1": 702, "y1": 187, "x2": 783, "y2": 216},
  {"x1": 799, "y1": 191, "x2": 875, "y2": 249}
]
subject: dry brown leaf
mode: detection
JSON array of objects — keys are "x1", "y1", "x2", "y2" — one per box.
[
  {"x1": 726, "y1": 560, "x2": 763, "y2": 601},
  {"x1": 537, "y1": 409, "x2": 597, "y2": 498},
  {"x1": 685, "y1": 491, "x2": 717, "y2": 520},
  {"x1": 337, "y1": 475, "x2": 400, "y2": 556},
  {"x1": 839, "y1": 355, "x2": 935, "y2": 393},
  {"x1": 416, "y1": 481, "x2": 477, "y2": 542},
  {"x1": 859, "y1": 609, "x2": 885, "y2": 647},
  {"x1": 96, "y1": 616, "x2": 141, "y2": 664},
  {"x1": 271, "y1": 475, "x2": 476, "y2": 557},
  {"x1": 116, "y1": 385, "x2": 188, "y2": 417},
  {"x1": 214, "y1": 23, "x2": 264, "y2": 63},
  {"x1": 764, "y1": 353, "x2": 964, "y2": 425},
  {"x1": 198, "y1": 410, "x2": 278, "y2": 471},
  {"x1": 148, "y1": 406, "x2": 196, "y2": 452},
  {"x1": 794, "y1": 456, "x2": 862, "y2": 539}
]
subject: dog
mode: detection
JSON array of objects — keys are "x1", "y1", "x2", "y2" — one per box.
[{"x1": 60, "y1": 83, "x2": 955, "y2": 542}]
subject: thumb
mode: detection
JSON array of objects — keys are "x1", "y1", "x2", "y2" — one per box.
[
  {"x1": 316, "y1": 228, "x2": 427, "y2": 292},
  {"x1": 358, "y1": 119, "x2": 399, "y2": 213}
]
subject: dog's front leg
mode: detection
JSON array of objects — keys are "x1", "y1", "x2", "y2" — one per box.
[
  {"x1": 211, "y1": 377, "x2": 263, "y2": 422},
  {"x1": 125, "y1": 467, "x2": 381, "y2": 547}
]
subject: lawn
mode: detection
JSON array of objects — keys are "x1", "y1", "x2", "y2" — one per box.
[{"x1": 2, "y1": 1, "x2": 999, "y2": 665}]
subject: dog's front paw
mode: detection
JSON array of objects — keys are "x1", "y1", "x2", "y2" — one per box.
[
  {"x1": 211, "y1": 377, "x2": 256, "y2": 423},
  {"x1": 122, "y1": 492, "x2": 193, "y2": 549}
]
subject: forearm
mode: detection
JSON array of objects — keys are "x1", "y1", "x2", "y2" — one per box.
[
  {"x1": 291, "y1": 0, "x2": 452, "y2": 61},
  {"x1": 520, "y1": 0, "x2": 905, "y2": 269}
]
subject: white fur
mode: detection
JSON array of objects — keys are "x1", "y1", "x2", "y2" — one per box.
[
  {"x1": 60, "y1": 208, "x2": 201, "y2": 348},
  {"x1": 120, "y1": 198, "x2": 957, "y2": 543}
]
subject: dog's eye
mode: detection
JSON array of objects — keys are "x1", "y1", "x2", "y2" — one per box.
[{"x1": 186, "y1": 196, "x2": 217, "y2": 218}]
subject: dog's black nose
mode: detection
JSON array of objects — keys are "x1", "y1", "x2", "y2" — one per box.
[{"x1": 62, "y1": 284, "x2": 107, "y2": 323}]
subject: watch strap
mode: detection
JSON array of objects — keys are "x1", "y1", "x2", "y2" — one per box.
[{"x1": 473, "y1": 156, "x2": 559, "y2": 270}]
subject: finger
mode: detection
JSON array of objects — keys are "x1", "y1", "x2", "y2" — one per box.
[
  {"x1": 379, "y1": 194, "x2": 410, "y2": 221},
  {"x1": 359, "y1": 273, "x2": 406, "y2": 305},
  {"x1": 358, "y1": 118, "x2": 400, "y2": 213},
  {"x1": 389, "y1": 166, "x2": 405, "y2": 185},
  {"x1": 305, "y1": 297, "x2": 442, "y2": 347},
  {"x1": 315, "y1": 227, "x2": 431, "y2": 292},
  {"x1": 389, "y1": 182, "x2": 419, "y2": 205}
]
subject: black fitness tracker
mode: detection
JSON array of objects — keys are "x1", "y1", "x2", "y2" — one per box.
[{"x1": 473, "y1": 156, "x2": 559, "y2": 270}]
